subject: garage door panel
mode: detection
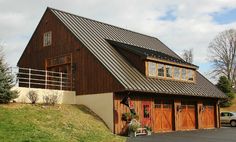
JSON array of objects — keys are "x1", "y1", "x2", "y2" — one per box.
[
  {"x1": 179, "y1": 103, "x2": 196, "y2": 130},
  {"x1": 201, "y1": 104, "x2": 215, "y2": 128},
  {"x1": 154, "y1": 100, "x2": 173, "y2": 132}
]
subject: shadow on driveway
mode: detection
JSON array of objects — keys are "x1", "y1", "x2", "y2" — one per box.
[{"x1": 127, "y1": 127, "x2": 236, "y2": 142}]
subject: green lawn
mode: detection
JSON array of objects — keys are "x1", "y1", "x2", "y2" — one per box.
[{"x1": 0, "y1": 104, "x2": 125, "y2": 142}]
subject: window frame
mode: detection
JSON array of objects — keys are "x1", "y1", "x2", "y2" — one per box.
[
  {"x1": 157, "y1": 63, "x2": 165, "y2": 77},
  {"x1": 173, "y1": 66, "x2": 180, "y2": 80},
  {"x1": 43, "y1": 31, "x2": 52, "y2": 47},
  {"x1": 145, "y1": 61, "x2": 195, "y2": 83},
  {"x1": 147, "y1": 61, "x2": 157, "y2": 77},
  {"x1": 165, "y1": 65, "x2": 173, "y2": 78}
]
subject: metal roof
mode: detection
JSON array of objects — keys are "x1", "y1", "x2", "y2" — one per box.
[
  {"x1": 108, "y1": 39, "x2": 198, "y2": 68},
  {"x1": 50, "y1": 8, "x2": 226, "y2": 99}
]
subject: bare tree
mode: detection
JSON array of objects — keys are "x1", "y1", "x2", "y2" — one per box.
[
  {"x1": 182, "y1": 48, "x2": 193, "y2": 63},
  {"x1": 208, "y1": 29, "x2": 236, "y2": 84}
]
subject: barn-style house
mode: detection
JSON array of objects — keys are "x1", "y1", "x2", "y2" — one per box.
[{"x1": 18, "y1": 7, "x2": 226, "y2": 134}]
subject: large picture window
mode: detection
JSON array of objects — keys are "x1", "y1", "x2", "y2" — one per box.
[
  {"x1": 174, "y1": 67, "x2": 180, "y2": 79},
  {"x1": 148, "y1": 62, "x2": 157, "y2": 77},
  {"x1": 166, "y1": 65, "x2": 172, "y2": 78},
  {"x1": 43, "y1": 31, "x2": 52, "y2": 47},
  {"x1": 158, "y1": 64, "x2": 165, "y2": 77}
]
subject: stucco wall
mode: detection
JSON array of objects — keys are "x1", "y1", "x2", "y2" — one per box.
[
  {"x1": 12, "y1": 87, "x2": 76, "y2": 104},
  {"x1": 76, "y1": 93, "x2": 114, "y2": 132}
]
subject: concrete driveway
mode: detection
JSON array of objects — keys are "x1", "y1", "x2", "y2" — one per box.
[{"x1": 127, "y1": 126, "x2": 236, "y2": 142}]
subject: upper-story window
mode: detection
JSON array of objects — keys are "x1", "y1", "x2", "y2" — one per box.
[
  {"x1": 158, "y1": 63, "x2": 165, "y2": 77},
  {"x1": 43, "y1": 31, "x2": 52, "y2": 47},
  {"x1": 146, "y1": 61, "x2": 195, "y2": 82},
  {"x1": 166, "y1": 65, "x2": 172, "y2": 78},
  {"x1": 182, "y1": 68, "x2": 187, "y2": 80},
  {"x1": 188, "y1": 70, "x2": 194, "y2": 81},
  {"x1": 148, "y1": 62, "x2": 157, "y2": 77},
  {"x1": 174, "y1": 67, "x2": 180, "y2": 79}
]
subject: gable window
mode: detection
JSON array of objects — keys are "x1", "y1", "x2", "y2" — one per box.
[
  {"x1": 188, "y1": 69, "x2": 194, "y2": 81},
  {"x1": 174, "y1": 67, "x2": 180, "y2": 79},
  {"x1": 43, "y1": 31, "x2": 52, "y2": 47},
  {"x1": 148, "y1": 62, "x2": 157, "y2": 77},
  {"x1": 158, "y1": 63, "x2": 165, "y2": 77},
  {"x1": 166, "y1": 65, "x2": 172, "y2": 78},
  {"x1": 182, "y1": 68, "x2": 187, "y2": 80}
]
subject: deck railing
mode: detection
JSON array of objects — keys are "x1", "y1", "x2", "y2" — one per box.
[{"x1": 10, "y1": 67, "x2": 72, "y2": 91}]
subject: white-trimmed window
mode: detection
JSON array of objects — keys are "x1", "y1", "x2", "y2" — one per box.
[
  {"x1": 148, "y1": 62, "x2": 157, "y2": 77},
  {"x1": 158, "y1": 63, "x2": 165, "y2": 77},
  {"x1": 182, "y1": 68, "x2": 187, "y2": 80},
  {"x1": 188, "y1": 69, "x2": 194, "y2": 81},
  {"x1": 166, "y1": 65, "x2": 172, "y2": 78},
  {"x1": 43, "y1": 31, "x2": 52, "y2": 47},
  {"x1": 174, "y1": 67, "x2": 180, "y2": 79}
]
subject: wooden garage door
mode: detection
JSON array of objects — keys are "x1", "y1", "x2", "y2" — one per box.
[
  {"x1": 201, "y1": 103, "x2": 215, "y2": 128},
  {"x1": 154, "y1": 100, "x2": 173, "y2": 132},
  {"x1": 179, "y1": 101, "x2": 196, "y2": 130}
]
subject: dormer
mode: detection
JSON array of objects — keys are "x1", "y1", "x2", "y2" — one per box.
[{"x1": 108, "y1": 40, "x2": 198, "y2": 83}]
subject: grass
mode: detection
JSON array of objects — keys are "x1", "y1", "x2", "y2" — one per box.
[
  {"x1": 221, "y1": 94, "x2": 236, "y2": 112},
  {"x1": 0, "y1": 104, "x2": 126, "y2": 142}
]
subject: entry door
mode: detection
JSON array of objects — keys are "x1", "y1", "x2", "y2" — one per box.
[
  {"x1": 154, "y1": 100, "x2": 173, "y2": 132},
  {"x1": 179, "y1": 101, "x2": 196, "y2": 130},
  {"x1": 201, "y1": 103, "x2": 215, "y2": 128},
  {"x1": 141, "y1": 101, "x2": 151, "y2": 127}
]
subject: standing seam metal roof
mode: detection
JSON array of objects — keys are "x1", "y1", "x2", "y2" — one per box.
[{"x1": 50, "y1": 8, "x2": 226, "y2": 99}]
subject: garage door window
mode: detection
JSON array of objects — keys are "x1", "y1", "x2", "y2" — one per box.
[{"x1": 143, "y1": 105, "x2": 150, "y2": 118}]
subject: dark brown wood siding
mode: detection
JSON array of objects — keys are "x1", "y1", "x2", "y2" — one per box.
[
  {"x1": 74, "y1": 44, "x2": 124, "y2": 95},
  {"x1": 17, "y1": 9, "x2": 124, "y2": 95},
  {"x1": 115, "y1": 48, "x2": 145, "y2": 74}
]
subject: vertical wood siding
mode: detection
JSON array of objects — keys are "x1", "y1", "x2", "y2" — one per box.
[{"x1": 17, "y1": 9, "x2": 124, "y2": 95}]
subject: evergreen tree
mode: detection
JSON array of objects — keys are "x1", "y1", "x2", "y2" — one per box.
[
  {"x1": 0, "y1": 48, "x2": 17, "y2": 103},
  {"x1": 216, "y1": 76, "x2": 235, "y2": 107}
]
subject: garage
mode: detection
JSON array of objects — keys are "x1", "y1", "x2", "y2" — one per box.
[
  {"x1": 179, "y1": 101, "x2": 196, "y2": 130},
  {"x1": 201, "y1": 103, "x2": 215, "y2": 128},
  {"x1": 153, "y1": 99, "x2": 173, "y2": 132}
]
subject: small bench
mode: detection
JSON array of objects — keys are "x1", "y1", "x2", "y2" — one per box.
[{"x1": 135, "y1": 128, "x2": 147, "y2": 136}]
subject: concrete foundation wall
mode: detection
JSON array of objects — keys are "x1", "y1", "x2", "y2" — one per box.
[
  {"x1": 12, "y1": 87, "x2": 76, "y2": 104},
  {"x1": 76, "y1": 93, "x2": 114, "y2": 132}
]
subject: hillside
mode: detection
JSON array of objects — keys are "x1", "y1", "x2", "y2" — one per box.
[
  {"x1": 0, "y1": 104, "x2": 125, "y2": 142},
  {"x1": 221, "y1": 94, "x2": 236, "y2": 112}
]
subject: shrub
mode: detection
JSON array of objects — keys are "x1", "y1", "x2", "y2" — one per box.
[
  {"x1": 128, "y1": 119, "x2": 140, "y2": 132},
  {"x1": 27, "y1": 90, "x2": 38, "y2": 104},
  {"x1": 43, "y1": 91, "x2": 59, "y2": 105}
]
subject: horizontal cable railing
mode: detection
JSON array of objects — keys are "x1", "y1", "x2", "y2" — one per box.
[{"x1": 10, "y1": 67, "x2": 72, "y2": 91}]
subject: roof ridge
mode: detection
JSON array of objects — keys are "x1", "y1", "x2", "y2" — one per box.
[{"x1": 48, "y1": 7, "x2": 161, "y2": 41}]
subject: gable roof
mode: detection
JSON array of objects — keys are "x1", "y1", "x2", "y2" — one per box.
[{"x1": 49, "y1": 7, "x2": 226, "y2": 99}]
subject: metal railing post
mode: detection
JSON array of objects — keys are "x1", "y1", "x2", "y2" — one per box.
[
  {"x1": 45, "y1": 70, "x2": 47, "y2": 89},
  {"x1": 60, "y1": 72, "x2": 62, "y2": 90},
  {"x1": 29, "y1": 68, "x2": 31, "y2": 88}
]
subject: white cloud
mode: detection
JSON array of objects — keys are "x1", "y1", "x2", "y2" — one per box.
[{"x1": 1, "y1": 0, "x2": 236, "y2": 81}]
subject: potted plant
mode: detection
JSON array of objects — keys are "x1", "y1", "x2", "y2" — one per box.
[
  {"x1": 144, "y1": 126, "x2": 152, "y2": 135},
  {"x1": 128, "y1": 119, "x2": 141, "y2": 137}
]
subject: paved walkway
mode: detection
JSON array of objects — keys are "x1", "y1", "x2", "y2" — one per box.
[{"x1": 127, "y1": 127, "x2": 236, "y2": 142}]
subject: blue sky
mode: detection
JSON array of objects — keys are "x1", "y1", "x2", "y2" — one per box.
[
  {"x1": 212, "y1": 8, "x2": 236, "y2": 24},
  {"x1": 0, "y1": 0, "x2": 236, "y2": 83}
]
